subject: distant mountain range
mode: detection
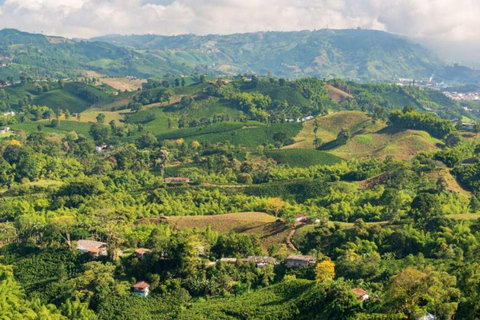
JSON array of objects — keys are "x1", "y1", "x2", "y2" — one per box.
[{"x1": 1, "y1": 28, "x2": 479, "y2": 84}]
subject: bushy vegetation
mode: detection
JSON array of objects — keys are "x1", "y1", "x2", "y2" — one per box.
[{"x1": 3, "y1": 73, "x2": 480, "y2": 320}]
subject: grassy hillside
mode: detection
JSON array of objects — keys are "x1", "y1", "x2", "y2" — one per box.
[
  {"x1": 167, "y1": 212, "x2": 290, "y2": 251},
  {"x1": 286, "y1": 111, "x2": 383, "y2": 149},
  {"x1": 33, "y1": 90, "x2": 91, "y2": 113},
  {"x1": 326, "y1": 84, "x2": 353, "y2": 102},
  {"x1": 11, "y1": 120, "x2": 93, "y2": 138},
  {"x1": 286, "y1": 111, "x2": 441, "y2": 160},
  {"x1": 329, "y1": 127, "x2": 441, "y2": 160}
]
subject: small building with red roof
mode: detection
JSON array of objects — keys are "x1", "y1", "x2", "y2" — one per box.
[{"x1": 131, "y1": 281, "x2": 150, "y2": 297}]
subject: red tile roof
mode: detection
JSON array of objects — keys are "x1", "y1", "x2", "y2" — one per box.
[
  {"x1": 132, "y1": 281, "x2": 150, "y2": 290},
  {"x1": 135, "y1": 248, "x2": 151, "y2": 254},
  {"x1": 352, "y1": 288, "x2": 368, "y2": 299}
]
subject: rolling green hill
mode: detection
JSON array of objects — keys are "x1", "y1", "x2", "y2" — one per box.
[
  {"x1": 0, "y1": 29, "x2": 192, "y2": 79},
  {"x1": 285, "y1": 111, "x2": 442, "y2": 160}
]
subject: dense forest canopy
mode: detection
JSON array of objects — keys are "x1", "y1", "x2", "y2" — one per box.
[{"x1": 2, "y1": 73, "x2": 480, "y2": 319}]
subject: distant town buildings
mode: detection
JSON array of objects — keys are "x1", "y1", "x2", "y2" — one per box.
[{"x1": 444, "y1": 91, "x2": 480, "y2": 101}]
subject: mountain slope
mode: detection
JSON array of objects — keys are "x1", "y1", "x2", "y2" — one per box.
[
  {"x1": 95, "y1": 29, "x2": 442, "y2": 81},
  {"x1": 0, "y1": 29, "x2": 183, "y2": 79}
]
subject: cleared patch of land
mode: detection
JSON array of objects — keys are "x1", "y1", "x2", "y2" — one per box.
[
  {"x1": 326, "y1": 84, "x2": 353, "y2": 102},
  {"x1": 78, "y1": 110, "x2": 126, "y2": 124},
  {"x1": 426, "y1": 168, "x2": 471, "y2": 197},
  {"x1": 98, "y1": 77, "x2": 146, "y2": 91},
  {"x1": 167, "y1": 212, "x2": 291, "y2": 251}
]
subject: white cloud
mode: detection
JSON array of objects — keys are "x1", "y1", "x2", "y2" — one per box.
[{"x1": 0, "y1": 0, "x2": 479, "y2": 61}]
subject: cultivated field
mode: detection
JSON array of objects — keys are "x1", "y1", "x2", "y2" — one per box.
[
  {"x1": 167, "y1": 212, "x2": 291, "y2": 251},
  {"x1": 266, "y1": 149, "x2": 344, "y2": 167},
  {"x1": 98, "y1": 77, "x2": 146, "y2": 91}
]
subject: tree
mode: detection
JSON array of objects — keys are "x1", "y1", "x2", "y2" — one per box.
[
  {"x1": 337, "y1": 128, "x2": 351, "y2": 143},
  {"x1": 315, "y1": 260, "x2": 335, "y2": 285},
  {"x1": 135, "y1": 133, "x2": 157, "y2": 149},
  {"x1": 60, "y1": 298, "x2": 97, "y2": 320},
  {"x1": 96, "y1": 113, "x2": 106, "y2": 124},
  {"x1": 273, "y1": 132, "x2": 287, "y2": 148},
  {"x1": 265, "y1": 197, "x2": 287, "y2": 218},
  {"x1": 49, "y1": 216, "x2": 76, "y2": 248},
  {"x1": 51, "y1": 118, "x2": 59, "y2": 128},
  {"x1": 386, "y1": 267, "x2": 460, "y2": 320},
  {"x1": 89, "y1": 124, "x2": 109, "y2": 144},
  {"x1": 410, "y1": 193, "x2": 442, "y2": 229}
]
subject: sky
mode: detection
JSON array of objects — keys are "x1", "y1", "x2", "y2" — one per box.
[{"x1": 0, "y1": 0, "x2": 479, "y2": 63}]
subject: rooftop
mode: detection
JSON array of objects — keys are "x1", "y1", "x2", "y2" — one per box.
[
  {"x1": 132, "y1": 281, "x2": 150, "y2": 290},
  {"x1": 77, "y1": 240, "x2": 107, "y2": 249},
  {"x1": 286, "y1": 255, "x2": 316, "y2": 262},
  {"x1": 352, "y1": 288, "x2": 368, "y2": 299},
  {"x1": 135, "y1": 248, "x2": 151, "y2": 254}
]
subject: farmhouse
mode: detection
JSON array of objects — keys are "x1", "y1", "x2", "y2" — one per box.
[
  {"x1": 462, "y1": 157, "x2": 477, "y2": 166},
  {"x1": 77, "y1": 240, "x2": 107, "y2": 258},
  {"x1": 461, "y1": 122, "x2": 476, "y2": 131},
  {"x1": 245, "y1": 256, "x2": 277, "y2": 268},
  {"x1": 164, "y1": 177, "x2": 191, "y2": 183},
  {"x1": 95, "y1": 144, "x2": 110, "y2": 153},
  {"x1": 417, "y1": 312, "x2": 436, "y2": 320},
  {"x1": 295, "y1": 215, "x2": 309, "y2": 223},
  {"x1": 352, "y1": 288, "x2": 370, "y2": 301},
  {"x1": 2, "y1": 111, "x2": 15, "y2": 117},
  {"x1": 135, "y1": 248, "x2": 151, "y2": 259},
  {"x1": 131, "y1": 281, "x2": 150, "y2": 297},
  {"x1": 0, "y1": 127, "x2": 11, "y2": 134},
  {"x1": 286, "y1": 255, "x2": 316, "y2": 268}
]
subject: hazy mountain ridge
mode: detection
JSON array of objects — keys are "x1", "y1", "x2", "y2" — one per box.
[
  {"x1": 0, "y1": 28, "x2": 479, "y2": 83},
  {"x1": 94, "y1": 29, "x2": 443, "y2": 81}
]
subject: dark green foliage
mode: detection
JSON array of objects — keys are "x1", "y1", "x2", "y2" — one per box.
[
  {"x1": 265, "y1": 149, "x2": 344, "y2": 167},
  {"x1": 389, "y1": 109, "x2": 456, "y2": 138}
]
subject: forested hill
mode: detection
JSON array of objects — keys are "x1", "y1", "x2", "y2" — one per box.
[
  {"x1": 2, "y1": 28, "x2": 480, "y2": 83},
  {"x1": 0, "y1": 29, "x2": 192, "y2": 79},
  {"x1": 0, "y1": 28, "x2": 458, "y2": 83},
  {"x1": 94, "y1": 29, "x2": 442, "y2": 81}
]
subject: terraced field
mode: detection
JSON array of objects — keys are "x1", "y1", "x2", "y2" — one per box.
[{"x1": 167, "y1": 212, "x2": 291, "y2": 251}]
